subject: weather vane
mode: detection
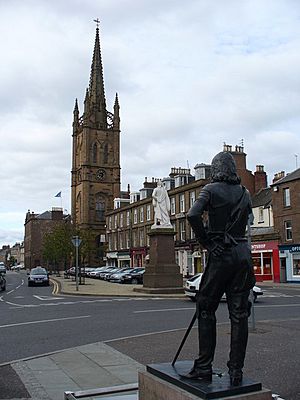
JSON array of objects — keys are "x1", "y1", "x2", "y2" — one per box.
[{"x1": 93, "y1": 18, "x2": 100, "y2": 28}]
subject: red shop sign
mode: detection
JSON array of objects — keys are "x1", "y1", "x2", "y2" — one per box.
[{"x1": 251, "y1": 240, "x2": 278, "y2": 251}]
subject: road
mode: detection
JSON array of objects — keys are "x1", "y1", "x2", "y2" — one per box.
[{"x1": 1, "y1": 270, "x2": 300, "y2": 399}]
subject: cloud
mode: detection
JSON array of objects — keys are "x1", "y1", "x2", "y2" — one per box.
[{"x1": 1, "y1": 0, "x2": 300, "y2": 247}]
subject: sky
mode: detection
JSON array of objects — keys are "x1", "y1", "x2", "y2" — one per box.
[{"x1": 1, "y1": 0, "x2": 300, "y2": 248}]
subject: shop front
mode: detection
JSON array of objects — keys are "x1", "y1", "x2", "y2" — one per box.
[
  {"x1": 106, "y1": 252, "x2": 118, "y2": 267},
  {"x1": 117, "y1": 252, "x2": 131, "y2": 269},
  {"x1": 130, "y1": 248, "x2": 147, "y2": 268},
  {"x1": 251, "y1": 240, "x2": 280, "y2": 283},
  {"x1": 278, "y1": 244, "x2": 300, "y2": 283}
]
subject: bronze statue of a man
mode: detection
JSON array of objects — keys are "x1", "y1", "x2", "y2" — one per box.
[{"x1": 186, "y1": 151, "x2": 255, "y2": 386}]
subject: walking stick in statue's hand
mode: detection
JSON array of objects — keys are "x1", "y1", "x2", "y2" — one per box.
[{"x1": 172, "y1": 311, "x2": 197, "y2": 366}]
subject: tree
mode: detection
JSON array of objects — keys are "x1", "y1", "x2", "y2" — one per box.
[{"x1": 42, "y1": 223, "x2": 74, "y2": 273}]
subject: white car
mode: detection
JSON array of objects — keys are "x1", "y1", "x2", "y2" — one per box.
[{"x1": 184, "y1": 273, "x2": 263, "y2": 302}]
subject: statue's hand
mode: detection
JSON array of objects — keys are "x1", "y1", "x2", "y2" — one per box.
[{"x1": 205, "y1": 240, "x2": 224, "y2": 257}]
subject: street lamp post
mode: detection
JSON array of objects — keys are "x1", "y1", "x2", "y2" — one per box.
[{"x1": 71, "y1": 236, "x2": 82, "y2": 292}]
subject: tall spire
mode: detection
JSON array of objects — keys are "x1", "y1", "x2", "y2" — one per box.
[{"x1": 88, "y1": 20, "x2": 107, "y2": 128}]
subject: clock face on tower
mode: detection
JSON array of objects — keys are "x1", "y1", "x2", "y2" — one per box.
[{"x1": 96, "y1": 169, "x2": 106, "y2": 181}]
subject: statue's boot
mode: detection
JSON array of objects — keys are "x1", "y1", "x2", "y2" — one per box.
[
  {"x1": 227, "y1": 316, "x2": 248, "y2": 386},
  {"x1": 183, "y1": 310, "x2": 216, "y2": 380}
]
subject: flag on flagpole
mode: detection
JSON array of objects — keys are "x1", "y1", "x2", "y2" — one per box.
[{"x1": 55, "y1": 191, "x2": 62, "y2": 198}]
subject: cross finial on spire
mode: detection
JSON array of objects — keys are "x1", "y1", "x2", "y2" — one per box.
[{"x1": 93, "y1": 18, "x2": 100, "y2": 28}]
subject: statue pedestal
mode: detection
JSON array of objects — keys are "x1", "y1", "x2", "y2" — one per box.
[
  {"x1": 139, "y1": 362, "x2": 272, "y2": 400},
  {"x1": 134, "y1": 227, "x2": 183, "y2": 294}
]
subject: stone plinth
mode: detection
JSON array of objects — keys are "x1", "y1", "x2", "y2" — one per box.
[
  {"x1": 139, "y1": 362, "x2": 272, "y2": 400},
  {"x1": 135, "y1": 227, "x2": 183, "y2": 294}
]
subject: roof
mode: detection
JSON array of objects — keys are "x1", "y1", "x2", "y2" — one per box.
[
  {"x1": 250, "y1": 227, "x2": 276, "y2": 236},
  {"x1": 37, "y1": 211, "x2": 52, "y2": 220},
  {"x1": 251, "y1": 187, "x2": 272, "y2": 208},
  {"x1": 271, "y1": 168, "x2": 300, "y2": 186}
]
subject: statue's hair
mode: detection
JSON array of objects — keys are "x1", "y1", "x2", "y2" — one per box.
[{"x1": 210, "y1": 152, "x2": 241, "y2": 184}]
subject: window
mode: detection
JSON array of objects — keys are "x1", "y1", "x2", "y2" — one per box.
[
  {"x1": 92, "y1": 143, "x2": 97, "y2": 163},
  {"x1": 95, "y1": 197, "x2": 105, "y2": 222},
  {"x1": 126, "y1": 211, "x2": 130, "y2": 226},
  {"x1": 190, "y1": 191, "x2": 196, "y2": 207},
  {"x1": 283, "y1": 188, "x2": 290, "y2": 207},
  {"x1": 146, "y1": 205, "x2": 151, "y2": 221},
  {"x1": 170, "y1": 197, "x2": 176, "y2": 215},
  {"x1": 133, "y1": 231, "x2": 137, "y2": 247},
  {"x1": 140, "y1": 207, "x2": 144, "y2": 223},
  {"x1": 190, "y1": 227, "x2": 195, "y2": 240},
  {"x1": 179, "y1": 194, "x2": 185, "y2": 213},
  {"x1": 140, "y1": 229, "x2": 144, "y2": 246},
  {"x1": 179, "y1": 220, "x2": 186, "y2": 241},
  {"x1": 292, "y1": 254, "x2": 300, "y2": 276},
  {"x1": 126, "y1": 232, "x2": 130, "y2": 248},
  {"x1": 108, "y1": 217, "x2": 112, "y2": 230},
  {"x1": 146, "y1": 226, "x2": 150, "y2": 246},
  {"x1": 133, "y1": 209, "x2": 138, "y2": 224},
  {"x1": 114, "y1": 215, "x2": 118, "y2": 229},
  {"x1": 120, "y1": 213, "x2": 123, "y2": 227},
  {"x1": 119, "y1": 233, "x2": 123, "y2": 249},
  {"x1": 258, "y1": 207, "x2": 264, "y2": 223},
  {"x1": 284, "y1": 220, "x2": 292, "y2": 240}
]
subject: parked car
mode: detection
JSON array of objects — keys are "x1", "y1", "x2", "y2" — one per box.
[
  {"x1": 0, "y1": 262, "x2": 6, "y2": 274},
  {"x1": 102, "y1": 268, "x2": 121, "y2": 281},
  {"x1": 28, "y1": 267, "x2": 50, "y2": 286},
  {"x1": 109, "y1": 268, "x2": 134, "y2": 283},
  {"x1": 184, "y1": 273, "x2": 263, "y2": 302},
  {"x1": 99, "y1": 267, "x2": 118, "y2": 280},
  {"x1": 11, "y1": 264, "x2": 24, "y2": 271},
  {"x1": 121, "y1": 268, "x2": 145, "y2": 284},
  {"x1": 0, "y1": 273, "x2": 6, "y2": 291},
  {"x1": 88, "y1": 267, "x2": 108, "y2": 278},
  {"x1": 64, "y1": 267, "x2": 75, "y2": 277}
]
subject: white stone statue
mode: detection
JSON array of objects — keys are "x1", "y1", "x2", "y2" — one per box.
[{"x1": 152, "y1": 180, "x2": 172, "y2": 228}]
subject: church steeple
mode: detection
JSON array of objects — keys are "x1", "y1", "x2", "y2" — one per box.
[{"x1": 88, "y1": 23, "x2": 107, "y2": 128}]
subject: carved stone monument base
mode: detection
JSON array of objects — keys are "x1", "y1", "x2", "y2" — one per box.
[
  {"x1": 139, "y1": 362, "x2": 272, "y2": 400},
  {"x1": 135, "y1": 227, "x2": 183, "y2": 294}
]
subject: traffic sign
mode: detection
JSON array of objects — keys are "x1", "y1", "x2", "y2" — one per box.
[{"x1": 72, "y1": 237, "x2": 82, "y2": 247}]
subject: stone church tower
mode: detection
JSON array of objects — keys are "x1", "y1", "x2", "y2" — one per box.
[{"x1": 71, "y1": 25, "x2": 120, "y2": 265}]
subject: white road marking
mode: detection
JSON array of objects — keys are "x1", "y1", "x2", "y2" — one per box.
[
  {"x1": 0, "y1": 315, "x2": 90, "y2": 329},
  {"x1": 33, "y1": 295, "x2": 63, "y2": 301},
  {"x1": 134, "y1": 307, "x2": 195, "y2": 314}
]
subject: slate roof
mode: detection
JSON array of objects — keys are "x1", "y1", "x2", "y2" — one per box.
[
  {"x1": 271, "y1": 168, "x2": 300, "y2": 186},
  {"x1": 251, "y1": 187, "x2": 272, "y2": 208}
]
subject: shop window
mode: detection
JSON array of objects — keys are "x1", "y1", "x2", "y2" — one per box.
[
  {"x1": 284, "y1": 220, "x2": 292, "y2": 241},
  {"x1": 252, "y1": 253, "x2": 262, "y2": 274},
  {"x1": 252, "y1": 252, "x2": 273, "y2": 275},
  {"x1": 262, "y1": 253, "x2": 272, "y2": 275},
  {"x1": 283, "y1": 188, "x2": 290, "y2": 207},
  {"x1": 292, "y1": 254, "x2": 300, "y2": 276}
]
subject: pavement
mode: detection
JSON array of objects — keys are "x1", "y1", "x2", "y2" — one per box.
[{"x1": 1, "y1": 276, "x2": 299, "y2": 400}]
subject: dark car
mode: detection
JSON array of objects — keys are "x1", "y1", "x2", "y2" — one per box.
[
  {"x1": 121, "y1": 268, "x2": 145, "y2": 284},
  {"x1": 28, "y1": 267, "x2": 50, "y2": 287},
  {"x1": 0, "y1": 273, "x2": 6, "y2": 291}
]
